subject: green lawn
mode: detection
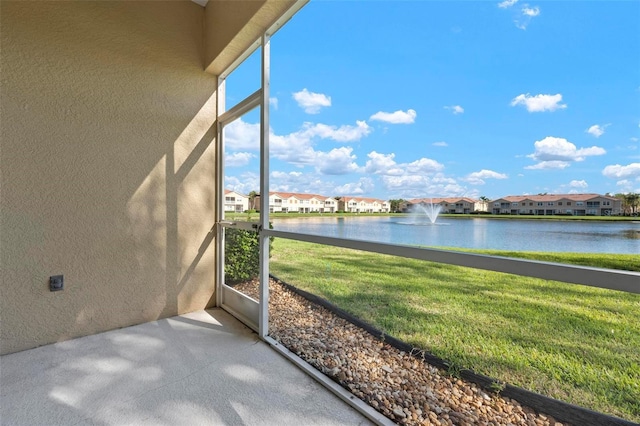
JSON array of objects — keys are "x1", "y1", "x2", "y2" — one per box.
[
  {"x1": 269, "y1": 238, "x2": 640, "y2": 422},
  {"x1": 436, "y1": 247, "x2": 640, "y2": 272}
]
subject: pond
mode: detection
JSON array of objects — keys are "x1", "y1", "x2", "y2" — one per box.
[{"x1": 272, "y1": 216, "x2": 640, "y2": 255}]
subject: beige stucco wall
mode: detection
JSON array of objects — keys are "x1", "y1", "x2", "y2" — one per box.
[{"x1": 0, "y1": 1, "x2": 219, "y2": 354}]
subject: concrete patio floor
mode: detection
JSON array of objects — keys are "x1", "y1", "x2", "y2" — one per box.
[{"x1": 1, "y1": 309, "x2": 373, "y2": 425}]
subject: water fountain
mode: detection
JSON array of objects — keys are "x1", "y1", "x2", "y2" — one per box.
[{"x1": 410, "y1": 199, "x2": 443, "y2": 224}]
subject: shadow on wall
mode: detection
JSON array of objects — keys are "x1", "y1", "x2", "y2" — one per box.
[
  {"x1": 127, "y1": 93, "x2": 219, "y2": 320},
  {"x1": 0, "y1": 1, "x2": 219, "y2": 353}
]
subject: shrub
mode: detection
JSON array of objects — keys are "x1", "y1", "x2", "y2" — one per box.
[{"x1": 224, "y1": 225, "x2": 273, "y2": 284}]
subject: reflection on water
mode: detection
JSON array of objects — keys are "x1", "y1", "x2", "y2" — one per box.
[
  {"x1": 396, "y1": 221, "x2": 450, "y2": 226},
  {"x1": 272, "y1": 216, "x2": 640, "y2": 254},
  {"x1": 550, "y1": 229, "x2": 640, "y2": 240},
  {"x1": 622, "y1": 229, "x2": 640, "y2": 240}
]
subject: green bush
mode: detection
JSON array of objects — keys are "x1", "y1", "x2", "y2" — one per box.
[{"x1": 224, "y1": 225, "x2": 273, "y2": 284}]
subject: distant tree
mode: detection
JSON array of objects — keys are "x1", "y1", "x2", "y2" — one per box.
[
  {"x1": 389, "y1": 199, "x2": 406, "y2": 213},
  {"x1": 615, "y1": 192, "x2": 640, "y2": 216},
  {"x1": 614, "y1": 193, "x2": 630, "y2": 215},
  {"x1": 627, "y1": 193, "x2": 640, "y2": 215}
]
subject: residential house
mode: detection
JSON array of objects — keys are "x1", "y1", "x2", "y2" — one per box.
[
  {"x1": 323, "y1": 196, "x2": 339, "y2": 213},
  {"x1": 338, "y1": 197, "x2": 389, "y2": 213},
  {"x1": 262, "y1": 192, "x2": 338, "y2": 213},
  {"x1": 224, "y1": 189, "x2": 249, "y2": 213},
  {"x1": 491, "y1": 194, "x2": 622, "y2": 216},
  {"x1": 408, "y1": 197, "x2": 478, "y2": 214}
]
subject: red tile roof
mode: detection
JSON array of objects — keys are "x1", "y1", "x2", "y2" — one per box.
[
  {"x1": 408, "y1": 197, "x2": 477, "y2": 204},
  {"x1": 269, "y1": 191, "x2": 334, "y2": 201},
  {"x1": 340, "y1": 196, "x2": 387, "y2": 204},
  {"x1": 495, "y1": 193, "x2": 617, "y2": 202}
]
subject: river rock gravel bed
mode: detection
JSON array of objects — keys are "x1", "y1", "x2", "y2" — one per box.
[{"x1": 232, "y1": 279, "x2": 566, "y2": 426}]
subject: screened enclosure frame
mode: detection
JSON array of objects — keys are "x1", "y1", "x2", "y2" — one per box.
[
  {"x1": 214, "y1": 3, "x2": 639, "y2": 422},
  {"x1": 216, "y1": 36, "x2": 270, "y2": 336},
  {"x1": 214, "y1": 0, "x2": 638, "y2": 339},
  {"x1": 215, "y1": 1, "x2": 310, "y2": 338}
]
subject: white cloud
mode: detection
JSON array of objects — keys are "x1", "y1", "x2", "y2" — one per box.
[
  {"x1": 525, "y1": 160, "x2": 571, "y2": 170},
  {"x1": 224, "y1": 118, "x2": 372, "y2": 165},
  {"x1": 369, "y1": 109, "x2": 417, "y2": 124},
  {"x1": 602, "y1": 163, "x2": 640, "y2": 179},
  {"x1": 511, "y1": 93, "x2": 566, "y2": 112},
  {"x1": 364, "y1": 151, "x2": 445, "y2": 176},
  {"x1": 528, "y1": 136, "x2": 606, "y2": 162},
  {"x1": 315, "y1": 147, "x2": 359, "y2": 175},
  {"x1": 270, "y1": 118, "x2": 372, "y2": 168},
  {"x1": 526, "y1": 136, "x2": 606, "y2": 169},
  {"x1": 225, "y1": 152, "x2": 254, "y2": 167},
  {"x1": 269, "y1": 170, "x2": 337, "y2": 195},
  {"x1": 433, "y1": 141, "x2": 448, "y2": 147},
  {"x1": 614, "y1": 180, "x2": 636, "y2": 193},
  {"x1": 271, "y1": 171, "x2": 302, "y2": 180},
  {"x1": 586, "y1": 124, "x2": 608, "y2": 137},
  {"x1": 514, "y1": 3, "x2": 540, "y2": 29},
  {"x1": 292, "y1": 88, "x2": 331, "y2": 114},
  {"x1": 614, "y1": 179, "x2": 640, "y2": 193},
  {"x1": 224, "y1": 119, "x2": 260, "y2": 150},
  {"x1": 405, "y1": 157, "x2": 445, "y2": 174},
  {"x1": 224, "y1": 172, "x2": 259, "y2": 195},
  {"x1": 465, "y1": 169, "x2": 508, "y2": 185},
  {"x1": 531, "y1": 161, "x2": 572, "y2": 171},
  {"x1": 225, "y1": 117, "x2": 371, "y2": 174},
  {"x1": 301, "y1": 120, "x2": 371, "y2": 142},
  {"x1": 381, "y1": 174, "x2": 466, "y2": 199},
  {"x1": 270, "y1": 130, "x2": 317, "y2": 165},
  {"x1": 498, "y1": 0, "x2": 518, "y2": 8},
  {"x1": 499, "y1": 0, "x2": 540, "y2": 29},
  {"x1": 362, "y1": 151, "x2": 454, "y2": 197},
  {"x1": 444, "y1": 105, "x2": 464, "y2": 115},
  {"x1": 269, "y1": 97, "x2": 278, "y2": 110},
  {"x1": 569, "y1": 179, "x2": 588, "y2": 189},
  {"x1": 334, "y1": 178, "x2": 375, "y2": 196},
  {"x1": 364, "y1": 151, "x2": 405, "y2": 176}
]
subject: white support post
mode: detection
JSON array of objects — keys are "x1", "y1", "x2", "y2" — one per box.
[
  {"x1": 215, "y1": 78, "x2": 226, "y2": 308},
  {"x1": 259, "y1": 33, "x2": 271, "y2": 338}
]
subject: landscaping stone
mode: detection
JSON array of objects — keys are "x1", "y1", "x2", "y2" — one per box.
[{"x1": 234, "y1": 278, "x2": 566, "y2": 426}]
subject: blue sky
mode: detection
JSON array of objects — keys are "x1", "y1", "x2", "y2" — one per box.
[{"x1": 223, "y1": 0, "x2": 640, "y2": 200}]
